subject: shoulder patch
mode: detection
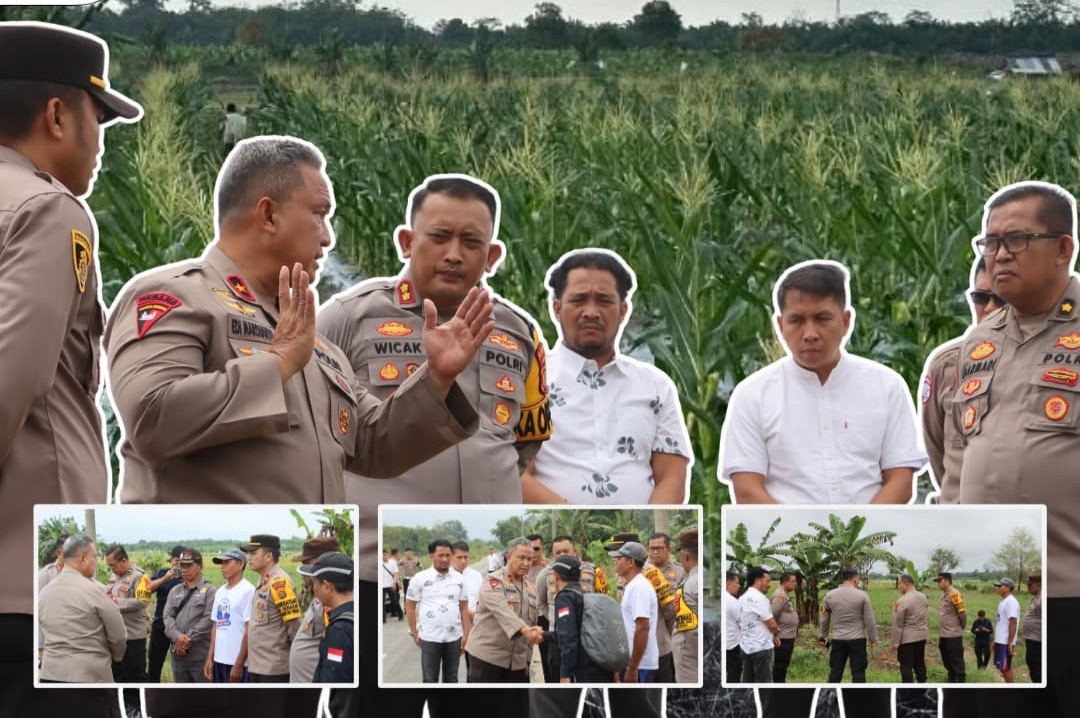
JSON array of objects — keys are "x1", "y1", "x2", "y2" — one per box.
[
  {"x1": 270, "y1": 576, "x2": 302, "y2": 621},
  {"x1": 71, "y1": 229, "x2": 92, "y2": 293},
  {"x1": 136, "y1": 292, "x2": 182, "y2": 338},
  {"x1": 920, "y1": 374, "x2": 932, "y2": 404},
  {"x1": 226, "y1": 274, "x2": 257, "y2": 304}
]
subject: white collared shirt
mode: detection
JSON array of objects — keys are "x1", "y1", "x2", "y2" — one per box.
[
  {"x1": 406, "y1": 566, "x2": 467, "y2": 643},
  {"x1": 719, "y1": 353, "x2": 927, "y2": 504},
  {"x1": 455, "y1": 566, "x2": 483, "y2": 613},
  {"x1": 738, "y1": 586, "x2": 774, "y2": 655},
  {"x1": 724, "y1": 590, "x2": 741, "y2": 648},
  {"x1": 531, "y1": 343, "x2": 693, "y2": 504}
]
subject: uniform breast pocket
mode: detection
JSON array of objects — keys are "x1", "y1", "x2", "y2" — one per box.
[
  {"x1": 478, "y1": 363, "x2": 526, "y2": 437},
  {"x1": 953, "y1": 375, "x2": 991, "y2": 438},
  {"x1": 1023, "y1": 371, "x2": 1080, "y2": 433}
]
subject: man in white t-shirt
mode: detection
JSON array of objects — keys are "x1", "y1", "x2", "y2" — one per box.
[
  {"x1": 523, "y1": 248, "x2": 692, "y2": 505},
  {"x1": 406, "y1": 539, "x2": 470, "y2": 683},
  {"x1": 451, "y1": 542, "x2": 483, "y2": 622},
  {"x1": 737, "y1": 567, "x2": 780, "y2": 682},
  {"x1": 724, "y1": 570, "x2": 743, "y2": 684},
  {"x1": 611, "y1": 541, "x2": 659, "y2": 682},
  {"x1": 993, "y1": 578, "x2": 1021, "y2": 683},
  {"x1": 203, "y1": 548, "x2": 255, "y2": 683},
  {"x1": 382, "y1": 550, "x2": 403, "y2": 622},
  {"x1": 486, "y1": 546, "x2": 503, "y2": 575}
]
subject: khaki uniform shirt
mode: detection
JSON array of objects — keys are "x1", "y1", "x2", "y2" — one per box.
[
  {"x1": 248, "y1": 564, "x2": 302, "y2": 675},
  {"x1": 644, "y1": 559, "x2": 683, "y2": 657},
  {"x1": 0, "y1": 147, "x2": 109, "y2": 615},
  {"x1": 1022, "y1": 593, "x2": 1042, "y2": 641},
  {"x1": 163, "y1": 578, "x2": 216, "y2": 665},
  {"x1": 770, "y1": 586, "x2": 799, "y2": 640},
  {"x1": 289, "y1": 596, "x2": 327, "y2": 682},
  {"x1": 953, "y1": 279, "x2": 1080, "y2": 596},
  {"x1": 39, "y1": 567, "x2": 126, "y2": 682},
  {"x1": 938, "y1": 585, "x2": 967, "y2": 638},
  {"x1": 318, "y1": 274, "x2": 550, "y2": 583},
  {"x1": 672, "y1": 565, "x2": 700, "y2": 684},
  {"x1": 398, "y1": 557, "x2": 421, "y2": 579},
  {"x1": 464, "y1": 566, "x2": 538, "y2": 671},
  {"x1": 920, "y1": 338, "x2": 964, "y2": 501},
  {"x1": 819, "y1": 584, "x2": 878, "y2": 642},
  {"x1": 890, "y1": 588, "x2": 929, "y2": 646},
  {"x1": 105, "y1": 246, "x2": 477, "y2": 506},
  {"x1": 107, "y1": 565, "x2": 152, "y2": 639}
]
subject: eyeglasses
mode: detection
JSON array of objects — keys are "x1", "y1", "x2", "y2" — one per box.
[
  {"x1": 973, "y1": 232, "x2": 1063, "y2": 256},
  {"x1": 647, "y1": 546, "x2": 666, "y2": 552},
  {"x1": 967, "y1": 289, "x2": 1005, "y2": 307}
]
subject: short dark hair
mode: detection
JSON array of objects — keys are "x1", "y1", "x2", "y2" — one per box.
[
  {"x1": 975, "y1": 257, "x2": 987, "y2": 275},
  {"x1": 451, "y1": 541, "x2": 469, "y2": 553},
  {"x1": 776, "y1": 262, "x2": 848, "y2": 312},
  {"x1": 841, "y1": 568, "x2": 859, "y2": 582},
  {"x1": 409, "y1": 176, "x2": 497, "y2": 227},
  {"x1": 898, "y1": 573, "x2": 915, "y2": 586},
  {"x1": 977, "y1": 609, "x2": 986, "y2": 617},
  {"x1": 405, "y1": 547, "x2": 415, "y2": 552},
  {"x1": 226, "y1": 102, "x2": 237, "y2": 112},
  {"x1": 726, "y1": 570, "x2": 740, "y2": 583},
  {"x1": 747, "y1": 566, "x2": 769, "y2": 585},
  {"x1": 987, "y1": 182, "x2": 1075, "y2": 236},
  {"x1": 546, "y1": 250, "x2": 635, "y2": 301},
  {"x1": 391, "y1": 548, "x2": 400, "y2": 555},
  {"x1": 551, "y1": 534, "x2": 575, "y2": 546},
  {"x1": 526, "y1": 534, "x2": 544, "y2": 543},
  {"x1": 779, "y1": 572, "x2": 796, "y2": 583},
  {"x1": 317, "y1": 575, "x2": 352, "y2": 593},
  {"x1": 105, "y1": 545, "x2": 128, "y2": 561},
  {"x1": 0, "y1": 80, "x2": 84, "y2": 140},
  {"x1": 262, "y1": 545, "x2": 281, "y2": 563},
  {"x1": 52, "y1": 533, "x2": 71, "y2": 553},
  {"x1": 169, "y1": 545, "x2": 186, "y2": 559},
  {"x1": 428, "y1": 539, "x2": 452, "y2": 554},
  {"x1": 215, "y1": 136, "x2": 326, "y2": 225},
  {"x1": 648, "y1": 532, "x2": 671, "y2": 547}
]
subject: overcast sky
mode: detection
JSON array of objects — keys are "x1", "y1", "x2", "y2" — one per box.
[
  {"x1": 151, "y1": 0, "x2": 1018, "y2": 29},
  {"x1": 723, "y1": 505, "x2": 1044, "y2": 574},
  {"x1": 37, "y1": 505, "x2": 354, "y2": 544}
]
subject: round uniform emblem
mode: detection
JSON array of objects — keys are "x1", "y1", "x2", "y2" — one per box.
[
  {"x1": 920, "y1": 374, "x2": 933, "y2": 404},
  {"x1": 962, "y1": 378, "x2": 982, "y2": 396},
  {"x1": 969, "y1": 341, "x2": 996, "y2": 361},
  {"x1": 494, "y1": 401, "x2": 511, "y2": 425},
  {"x1": 406, "y1": 362, "x2": 420, "y2": 377},
  {"x1": 339, "y1": 408, "x2": 350, "y2": 435},
  {"x1": 380, "y1": 362, "x2": 400, "y2": 381},
  {"x1": 962, "y1": 405, "x2": 977, "y2": 431},
  {"x1": 1044, "y1": 395, "x2": 1069, "y2": 421}
]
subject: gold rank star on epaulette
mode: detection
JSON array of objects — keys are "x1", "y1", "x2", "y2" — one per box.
[{"x1": 1058, "y1": 299, "x2": 1075, "y2": 318}]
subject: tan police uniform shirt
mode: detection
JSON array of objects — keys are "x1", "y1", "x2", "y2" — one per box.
[
  {"x1": 890, "y1": 588, "x2": 929, "y2": 646},
  {"x1": 819, "y1": 584, "x2": 878, "y2": 642},
  {"x1": 673, "y1": 565, "x2": 700, "y2": 684},
  {"x1": 0, "y1": 147, "x2": 108, "y2": 616},
  {"x1": 464, "y1": 565, "x2": 539, "y2": 671},
  {"x1": 399, "y1": 557, "x2": 421, "y2": 580},
  {"x1": 319, "y1": 274, "x2": 550, "y2": 583},
  {"x1": 289, "y1": 596, "x2": 327, "y2": 682},
  {"x1": 953, "y1": 279, "x2": 1080, "y2": 596},
  {"x1": 163, "y1": 578, "x2": 216, "y2": 665},
  {"x1": 643, "y1": 559, "x2": 682, "y2": 658},
  {"x1": 248, "y1": 563, "x2": 302, "y2": 675},
  {"x1": 38, "y1": 567, "x2": 126, "y2": 682},
  {"x1": 107, "y1": 564, "x2": 151, "y2": 639},
  {"x1": 770, "y1": 586, "x2": 799, "y2": 640},
  {"x1": 920, "y1": 338, "x2": 964, "y2": 501},
  {"x1": 938, "y1": 585, "x2": 967, "y2": 638},
  {"x1": 1022, "y1": 592, "x2": 1042, "y2": 642},
  {"x1": 105, "y1": 246, "x2": 478, "y2": 505}
]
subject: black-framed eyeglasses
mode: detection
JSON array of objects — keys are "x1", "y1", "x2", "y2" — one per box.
[
  {"x1": 968, "y1": 289, "x2": 1005, "y2": 307},
  {"x1": 973, "y1": 232, "x2": 1064, "y2": 256}
]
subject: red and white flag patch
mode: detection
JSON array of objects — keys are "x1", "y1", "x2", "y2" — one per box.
[
  {"x1": 327, "y1": 647, "x2": 344, "y2": 663},
  {"x1": 557, "y1": 606, "x2": 570, "y2": 618}
]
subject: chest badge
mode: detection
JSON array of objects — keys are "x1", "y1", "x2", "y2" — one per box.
[
  {"x1": 489, "y1": 333, "x2": 520, "y2": 352},
  {"x1": 495, "y1": 374, "x2": 515, "y2": 393},
  {"x1": 1043, "y1": 368, "x2": 1079, "y2": 387},
  {"x1": 1045, "y1": 395, "x2": 1070, "y2": 421},
  {"x1": 377, "y1": 321, "x2": 413, "y2": 337},
  {"x1": 406, "y1": 362, "x2": 420, "y2": 377},
  {"x1": 494, "y1": 401, "x2": 511, "y2": 425},
  {"x1": 962, "y1": 405, "x2": 977, "y2": 431},
  {"x1": 339, "y1": 408, "x2": 350, "y2": 435},
  {"x1": 380, "y1": 362, "x2": 400, "y2": 381},
  {"x1": 961, "y1": 378, "x2": 982, "y2": 396},
  {"x1": 969, "y1": 341, "x2": 996, "y2": 361},
  {"x1": 226, "y1": 274, "x2": 257, "y2": 304},
  {"x1": 1055, "y1": 333, "x2": 1080, "y2": 350}
]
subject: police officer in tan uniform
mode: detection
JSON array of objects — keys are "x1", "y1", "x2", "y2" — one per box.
[
  {"x1": 769, "y1": 571, "x2": 798, "y2": 682},
  {"x1": 643, "y1": 532, "x2": 682, "y2": 682},
  {"x1": 818, "y1": 569, "x2": 878, "y2": 683},
  {"x1": 39, "y1": 535, "x2": 127, "y2": 683},
  {"x1": 891, "y1": 574, "x2": 929, "y2": 683},
  {"x1": 935, "y1": 572, "x2": 967, "y2": 682},
  {"x1": 1022, "y1": 574, "x2": 1042, "y2": 684},
  {"x1": 163, "y1": 549, "x2": 216, "y2": 683},
  {"x1": 239, "y1": 535, "x2": 300, "y2": 682},
  {"x1": 944, "y1": 181, "x2": 1080, "y2": 718},
  {"x1": 0, "y1": 22, "x2": 140, "y2": 718},
  {"x1": 919, "y1": 257, "x2": 1004, "y2": 503},
  {"x1": 289, "y1": 536, "x2": 340, "y2": 683},
  {"x1": 463, "y1": 538, "x2": 539, "y2": 709},
  {"x1": 104, "y1": 545, "x2": 152, "y2": 683},
  {"x1": 106, "y1": 139, "x2": 495, "y2": 507},
  {"x1": 672, "y1": 528, "x2": 700, "y2": 684}
]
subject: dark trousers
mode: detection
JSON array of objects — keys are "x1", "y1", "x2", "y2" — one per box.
[
  {"x1": 112, "y1": 637, "x2": 148, "y2": 682},
  {"x1": 741, "y1": 647, "x2": 772, "y2": 682},
  {"x1": 147, "y1": 621, "x2": 171, "y2": 682},
  {"x1": 211, "y1": 661, "x2": 249, "y2": 683},
  {"x1": 725, "y1": 646, "x2": 742, "y2": 684},
  {"x1": 656, "y1": 651, "x2": 675, "y2": 682},
  {"x1": 897, "y1": 640, "x2": 926, "y2": 683},
  {"x1": 828, "y1": 638, "x2": 868, "y2": 682},
  {"x1": 1026, "y1": 639, "x2": 1042, "y2": 683},
  {"x1": 965, "y1": 597, "x2": 1080, "y2": 718},
  {"x1": 146, "y1": 688, "x2": 321, "y2": 718},
  {"x1": 466, "y1": 653, "x2": 529, "y2": 683},
  {"x1": 608, "y1": 687, "x2": 663, "y2": 718},
  {"x1": 420, "y1": 639, "x2": 461, "y2": 683},
  {"x1": 939, "y1": 635, "x2": 966, "y2": 682},
  {"x1": 250, "y1": 672, "x2": 290, "y2": 682},
  {"x1": 761, "y1": 688, "x2": 893, "y2": 718},
  {"x1": 975, "y1": 638, "x2": 992, "y2": 668},
  {"x1": 383, "y1": 587, "x2": 403, "y2": 620},
  {"x1": 0, "y1": 613, "x2": 121, "y2": 718},
  {"x1": 772, "y1": 637, "x2": 795, "y2": 682}
]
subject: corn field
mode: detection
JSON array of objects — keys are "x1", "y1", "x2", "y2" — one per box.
[{"x1": 90, "y1": 52, "x2": 1080, "y2": 592}]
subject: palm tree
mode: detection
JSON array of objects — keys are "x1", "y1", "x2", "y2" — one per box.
[
  {"x1": 803, "y1": 514, "x2": 897, "y2": 581},
  {"x1": 725, "y1": 517, "x2": 788, "y2": 575}
]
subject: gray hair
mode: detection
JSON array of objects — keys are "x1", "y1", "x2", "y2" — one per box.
[
  {"x1": 214, "y1": 135, "x2": 327, "y2": 226},
  {"x1": 62, "y1": 534, "x2": 96, "y2": 560},
  {"x1": 507, "y1": 537, "x2": 532, "y2": 552}
]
